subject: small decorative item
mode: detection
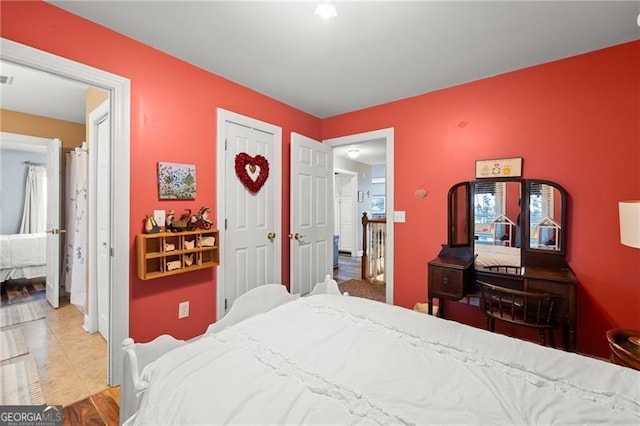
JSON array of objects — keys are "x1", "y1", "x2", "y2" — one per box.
[
  {"x1": 144, "y1": 215, "x2": 160, "y2": 234},
  {"x1": 170, "y1": 209, "x2": 192, "y2": 232},
  {"x1": 193, "y1": 206, "x2": 213, "y2": 230},
  {"x1": 475, "y1": 157, "x2": 523, "y2": 178},
  {"x1": 200, "y1": 235, "x2": 216, "y2": 247},
  {"x1": 164, "y1": 242, "x2": 175, "y2": 252},
  {"x1": 414, "y1": 187, "x2": 428, "y2": 200},
  {"x1": 184, "y1": 253, "x2": 194, "y2": 267},
  {"x1": 184, "y1": 240, "x2": 195, "y2": 250},
  {"x1": 235, "y1": 152, "x2": 270, "y2": 194},
  {"x1": 166, "y1": 210, "x2": 176, "y2": 232},
  {"x1": 166, "y1": 260, "x2": 181, "y2": 271},
  {"x1": 158, "y1": 162, "x2": 196, "y2": 200}
]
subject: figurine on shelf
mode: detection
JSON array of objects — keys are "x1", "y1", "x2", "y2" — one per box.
[
  {"x1": 171, "y1": 209, "x2": 192, "y2": 232},
  {"x1": 166, "y1": 209, "x2": 176, "y2": 232},
  {"x1": 144, "y1": 215, "x2": 160, "y2": 234},
  {"x1": 193, "y1": 206, "x2": 213, "y2": 230}
]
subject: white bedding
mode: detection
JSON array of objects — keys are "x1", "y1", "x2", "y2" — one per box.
[
  {"x1": 132, "y1": 295, "x2": 640, "y2": 425},
  {"x1": 475, "y1": 243, "x2": 521, "y2": 268},
  {"x1": 0, "y1": 233, "x2": 46, "y2": 281}
]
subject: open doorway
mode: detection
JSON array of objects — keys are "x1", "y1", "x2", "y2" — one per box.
[
  {"x1": 1, "y1": 38, "x2": 131, "y2": 393},
  {"x1": 325, "y1": 129, "x2": 394, "y2": 304}
]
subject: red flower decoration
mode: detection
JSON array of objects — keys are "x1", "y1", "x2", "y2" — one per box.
[{"x1": 235, "y1": 153, "x2": 270, "y2": 194}]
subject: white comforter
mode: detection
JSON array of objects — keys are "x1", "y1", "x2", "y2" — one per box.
[{"x1": 133, "y1": 295, "x2": 640, "y2": 425}]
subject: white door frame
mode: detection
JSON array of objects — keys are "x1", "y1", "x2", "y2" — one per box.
[
  {"x1": 1, "y1": 38, "x2": 131, "y2": 385},
  {"x1": 324, "y1": 128, "x2": 394, "y2": 304},
  {"x1": 333, "y1": 168, "x2": 359, "y2": 257},
  {"x1": 216, "y1": 108, "x2": 282, "y2": 321}
]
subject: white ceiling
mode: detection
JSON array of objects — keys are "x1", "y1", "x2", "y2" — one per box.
[
  {"x1": 47, "y1": 0, "x2": 639, "y2": 119},
  {"x1": 0, "y1": 61, "x2": 88, "y2": 123},
  {"x1": 2, "y1": 2, "x2": 638, "y2": 138}
]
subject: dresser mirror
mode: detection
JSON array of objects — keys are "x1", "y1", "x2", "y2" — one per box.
[
  {"x1": 524, "y1": 180, "x2": 567, "y2": 256},
  {"x1": 472, "y1": 180, "x2": 523, "y2": 272},
  {"x1": 448, "y1": 182, "x2": 471, "y2": 247}
]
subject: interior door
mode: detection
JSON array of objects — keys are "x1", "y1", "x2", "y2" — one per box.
[
  {"x1": 336, "y1": 174, "x2": 354, "y2": 252},
  {"x1": 224, "y1": 121, "x2": 277, "y2": 312},
  {"x1": 290, "y1": 133, "x2": 333, "y2": 295},
  {"x1": 45, "y1": 138, "x2": 61, "y2": 308},
  {"x1": 95, "y1": 110, "x2": 111, "y2": 341}
]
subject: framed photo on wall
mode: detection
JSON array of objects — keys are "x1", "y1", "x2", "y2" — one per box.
[{"x1": 371, "y1": 195, "x2": 385, "y2": 215}]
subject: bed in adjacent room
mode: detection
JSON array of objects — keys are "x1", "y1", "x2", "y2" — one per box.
[
  {"x1": 0, "y1": 232, "x2": 46, "y2": 283},
  {"x1": 121, "y1": 280, "x2": 640, "y2": 425},
  {"x1": 474, "y1": 243, "x2": 521, "y2": 269}
]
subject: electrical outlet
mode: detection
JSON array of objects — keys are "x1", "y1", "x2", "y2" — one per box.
[{"x1": 178, "y1": 301, "x2": 189, "y2": 319}]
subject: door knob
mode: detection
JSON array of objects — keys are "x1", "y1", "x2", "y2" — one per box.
[
  {"x1": 267, "y1": 232, "x2": 276, "y2": 240},
  {"x1": 293, "y1": 233, "x2": 304, "y2": 240}
]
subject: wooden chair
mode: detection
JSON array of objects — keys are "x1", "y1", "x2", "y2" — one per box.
[
  {"x1": 478, "y1": 280, "x2": 558, "y2": 347},
  {"x1": 483, "y1": 265, "x2": 522, "y2": 275}
]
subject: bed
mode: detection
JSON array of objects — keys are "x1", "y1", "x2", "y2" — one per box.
[
  {"x1": 474, "y1": 243, "x2": 521, "y2": 269},
  {"x1": 122, "y1": 277, "x2": 640, "y2": 425},
  {"x1": 0, "y1": 232, "x2": 46, "y2": 282}
]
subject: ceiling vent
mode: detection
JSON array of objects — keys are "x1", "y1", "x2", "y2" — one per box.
[{"x1": 0, "y1": 76, "x2": 14, "y2": 85}]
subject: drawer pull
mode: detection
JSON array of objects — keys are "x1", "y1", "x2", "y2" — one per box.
[{"x1": 442, "y1": 277, "x2": 449, "y2": 285}]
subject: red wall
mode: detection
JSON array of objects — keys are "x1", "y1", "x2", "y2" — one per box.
[
  {"x1": 321, "y1": 41, "x2": 640, "y2": 357},
  {"x1": 4, "y1": 2, "x2": 638, "y2": 357},
  {"x1": 1, "y1": 1, "x2": 320, "y2": 342}
]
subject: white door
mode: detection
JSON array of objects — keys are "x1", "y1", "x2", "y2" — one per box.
[
  {"x1": 335, "y1": 174, "x2": 354, "y2": 252},
  {"x1": 95, "y1": 108, "x2": 111, "y2": 341},
  {"x1": 45, "y1": 139, "x2": 61, "y2": 308},
  {"x1": 290, "y1": 133, "x2": 333, "y2": 296},
  {"x1": 224, "y1": 120, "x2": 277, "y2": 312}
]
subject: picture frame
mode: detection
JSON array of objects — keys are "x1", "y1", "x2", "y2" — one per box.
[
  {"x1": 371, "y1": 195, "x2": 385, "y2": 215},
  {"x1": 158, "y1": 162, "x2": 196, "y2": 199},
  {"x1": 475, "y1": 157, "x2": 523, "y2": 178},
  {"x1": 357, "y1": 191, "x2": 364, "y2": 203}
]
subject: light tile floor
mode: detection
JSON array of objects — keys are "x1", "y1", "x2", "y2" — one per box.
[{"x1": 3, "y1": 297, "x2": 108, "y2": 406}]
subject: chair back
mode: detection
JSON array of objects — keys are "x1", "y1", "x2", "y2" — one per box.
[
  {"x1": 482, "y1": 265, "x2": 522, "y2": 275},
  {"x1": 478, "y1": 280, "x2": 556, "y2": 327}
]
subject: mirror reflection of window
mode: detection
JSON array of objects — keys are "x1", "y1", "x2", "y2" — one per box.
[
  {"x1": 529, "y1": 183, "x2": 560, "y2": 250},
  {"x1": 474, "y1": 182, "x2": 505, "y2": 224}
]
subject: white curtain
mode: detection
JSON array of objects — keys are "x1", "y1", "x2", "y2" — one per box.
[
  {"x1": 19, "y1": 165, "x2": 47, "y2": 234},
  {"x1": 63, "y1": 145, "x2": 88, "y2": 308}
]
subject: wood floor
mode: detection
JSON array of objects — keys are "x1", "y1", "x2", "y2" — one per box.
[
  {"x1": 333, "y1": 252, "x2": 361, "y2": 283},
  {"x1": 62, "y1": 386, "x2": 119, "y2": 426}
]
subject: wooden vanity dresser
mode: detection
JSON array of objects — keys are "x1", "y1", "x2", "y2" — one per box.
[{"x1": 428, "y1": 179, "x2": 578, "y2": 351}]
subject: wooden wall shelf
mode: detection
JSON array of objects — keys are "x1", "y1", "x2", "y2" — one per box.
[{"x1": 136, "y1": 230, "x2": 219, "y2": 280}]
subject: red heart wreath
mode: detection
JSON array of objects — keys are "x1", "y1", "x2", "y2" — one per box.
[{"x1": 235, "y1": 153, "x2": 270, "y2": 194}]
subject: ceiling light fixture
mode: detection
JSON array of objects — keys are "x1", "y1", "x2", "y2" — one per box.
[
  {"x1": 347, "y1": 149, "x2": 360, "y2": 159},
  {"x1": 315, "y1": 0, "x2": 337, "y2": 19}
]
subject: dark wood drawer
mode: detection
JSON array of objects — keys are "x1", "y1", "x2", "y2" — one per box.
[{"x1": 429, "y1": 264, "x2": 467, "y2": 299}]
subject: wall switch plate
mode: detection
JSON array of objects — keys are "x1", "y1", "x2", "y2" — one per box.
[
  {"x1": 394, "y1": 211, "x2": 406, "y2": 223},
  {"x1": 178, "y1": 301, "x2": 189, "y2": 319},
  {"x1": 154, "y1": 209, "x2": 166, "y2": 227}
]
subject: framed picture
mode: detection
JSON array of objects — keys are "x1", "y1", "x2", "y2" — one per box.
[
  {"x1": 475, "y1": 157, "x2": 523, "y2": 178},
  {"x1": 158, "y1": 162, "x2": 196, "y2": 199},
  {"x1": 371, "y1": 195, "x2": 385, "y2": 215},
  {"x1": 357, "y1": 191, "x2": 364, "y2": 202}
]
